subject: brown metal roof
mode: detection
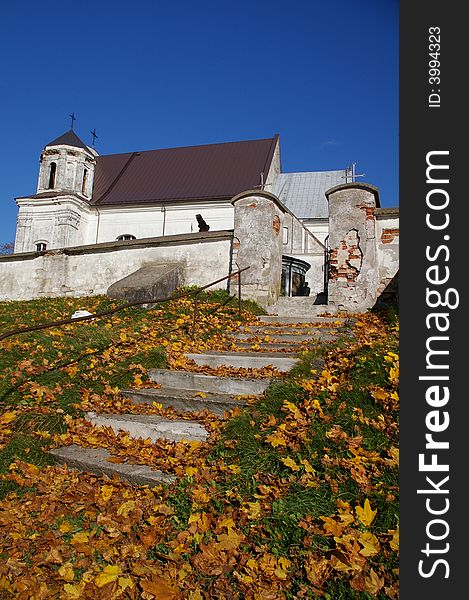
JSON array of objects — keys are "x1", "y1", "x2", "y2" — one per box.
[{"x1": 91, "y1": 135, "x2": 279, "y2": 206}]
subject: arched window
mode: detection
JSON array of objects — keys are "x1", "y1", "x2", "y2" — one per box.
[
  {"x1": 35, "y1": 242, "x2": 47, "y2": 252},
  {"x1": 116, "y1": 234, "x2": 136, "y2": 241},
  {"x1": 81, "y1": 168, "x2": 88, "y2": 194},
  {"x1": 48, "y1": 162, "x2": 57, "y2": 189}
]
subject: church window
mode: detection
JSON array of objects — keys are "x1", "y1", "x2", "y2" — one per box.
[
  {"x1": 116, "y1": 234, "x2": 136, "y2": 241},
  {"x1": 48, "y1": 162, "x2": 57, "y2": 189},
  {"x1": 35, "y1": 242, "x2": 47, "y2": 251},
  {"x1": 82, "y1": 169, "x2": 88, "y2": 194}
]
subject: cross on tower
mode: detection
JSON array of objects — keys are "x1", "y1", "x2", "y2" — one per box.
[
  {"x1": 345, "y1": 163, "x2": 365, "y2": 183},
  {"x1": 90, "y1": 128, "x2": 98, "y2": 148},
  {"x1": 69, "y1": 112, "x2": 76, "y2": 129}
]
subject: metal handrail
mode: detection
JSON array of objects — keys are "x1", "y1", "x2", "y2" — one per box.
[{"x1": 0, "y1": 266, "x2": 250, "y2": 341}]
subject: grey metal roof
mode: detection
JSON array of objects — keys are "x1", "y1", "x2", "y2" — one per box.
[{"x1": 272, "y1": 170, "x2": 348, "y2": 219}]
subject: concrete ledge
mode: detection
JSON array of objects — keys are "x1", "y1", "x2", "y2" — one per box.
[
  {"x1": 184, "y1": 352, "x2": 299, "y2": 372},
  {"x1": 121, "y1": 387, "x2": 246, "y2": 416},
  {"x1": 50, "y1": 445, "x2": 176, "y2": 486},
  {"x1": 148, "y1": 368, "x2": 270, "y2": 395},
  {"x1": 86, "y1": 412, "x2": 208, "y2": 442},
  {"x1": 1, "y1": 230, "x2": 234, "y2": 262}
]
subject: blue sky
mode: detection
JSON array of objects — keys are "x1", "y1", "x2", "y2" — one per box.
[{"x1": 0, "y1": 0, "x2": 398, "y2": 243}]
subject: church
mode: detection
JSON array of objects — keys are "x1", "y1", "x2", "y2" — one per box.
[
  {"x1": 14, "y1": 129, "x2": 348, "y2": 252},
  {"x1": 3, "y1": 129, "x2": 399, "y2": 311}
]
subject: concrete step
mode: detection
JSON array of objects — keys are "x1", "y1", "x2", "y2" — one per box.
[
  {"x1": 257, "y1": 315, "x2": 351, "y2": 324},
  {"x1": 239, "y1": 325, "x2": 338, "y2": 335},
  {"x1": 184, "y1": 352, "x2": 299, "y2": 372},
  {"x1": 229, "y1": 331, "x2": 336, "y2": 343},
  {"x1": 50, "y1": 445, "x2": 176, "y2": 486},
  {"x1": 121, "y1": 387, "x2": 246, "y2": 416},
  {"x1": 148, "y1": 368, "x2": 270, "y2": 396},
  {"x1": 86, "y1": 412, "x2": 208, "y2": 443},
  {"x1": 232, "y1": 342, "x2": 310, "y2": 352},
  {"x1": 265, "y1": 298, "x2": 345, "y2": 318}
]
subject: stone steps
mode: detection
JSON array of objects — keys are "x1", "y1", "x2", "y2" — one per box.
[
  {"x1": 121, "y1": 387, "x2": 245, "y2": 416},
  {"x1": 184, "y1": 351, "x2": 299, "y2": 372},
  {"x1": 239, "y1": 325, "x2": 338, "y2": 334},
  {"x1": 265, "y1": 298, "x2": 342, "y2": 317},
  {"x1": 49, "y1": 316, "x2": 351, "y2": 486},
  {"x1": 86, "y1": 412, "x2": 208, "y2": 443},
  {"x1": 257, "y1": 315, "x2": 350, "y2": 324},
  {"x1": 232, "y1": 341, "x2": 309, "y2": 352},
  {"x1": 50, "y1": 445, "x2": 176, "y2": 486},
  {"x1": 230, "y1": 331, "x2": 336, "y2": 343},
  {"x1": 148, "y1": 368, "x2": 270, "y2": 395}
]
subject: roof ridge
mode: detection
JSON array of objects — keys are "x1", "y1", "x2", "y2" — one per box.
[
  {"x1": 93, "y1": 152, "x2": 138, "y2": 205},
  {"x1": 98, "y1": 136, "x2": 277, "y2": 159}
]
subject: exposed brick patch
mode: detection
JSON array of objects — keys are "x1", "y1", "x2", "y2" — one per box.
[
  {"x1": 273, "y1": 215, "x2": 281, "y2": 234},
  {"x1": 329, "y1": 229, "x2": 363, "y2": 282},
  {"x1": 357, "y1": 203, "x2": 375, "y2": 221},
  {"x1": 380, "y1": 228, "x2": 400, "y2": 244}
]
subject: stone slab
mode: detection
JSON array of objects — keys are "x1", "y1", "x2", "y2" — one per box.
[
  {"x1": 50, "y1": 444, "x2": 176, "y2": 486},
  {"x1": 230, "y1": 332, "x2": 335, "y2": 342},
  {"x1": 86, "y1": 412, "x2": 208, "y2": 442},
  {"x1": 184, "y1": 352, "x2": 299, "y2": 372},
  {"x1": 107, "y1": 262, "x2": 182, "y2": 303},
  {"x1": 148, "y1": 368, "x2": 270, "y2": 395},
  {"x1": 239, "y1": 325, "x2": 337, "y2": 334},
  {"x1": 257, "y1": 315, "x2": 350, "y2": 324},
  {"x1": 121, "y1": 387, "x2": 246, "y2": 416},
  {"x1": 231, "y1": 342, "x2": 307, "y2": 352},
  {"x1": 265, "y1": 298, "x2": 342, "y2": 317}
]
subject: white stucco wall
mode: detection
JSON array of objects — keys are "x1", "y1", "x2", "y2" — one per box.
[
  {"x1": 14, "y1": 198, "x2": 235, "y2": 253},
  {"x1": 1, "y1": 232, "x2": 233, "y2": 301}
]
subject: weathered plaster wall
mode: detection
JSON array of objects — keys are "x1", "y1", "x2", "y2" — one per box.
[
  {"x1": 326, "y1": 183, "x2": 381, "y2": 311},
  {"x1": 231, "y1": 190, "x2": 325, "y2": 306},
  {"x1": 375, "y1": 209, "x2": 399, "y2": 296},
  {"x1": 1, "y1": 231, "x2": 233, "y2": 301},
  {"x1": 231, "y1": 192, "x2": 284, "y2": 306}
]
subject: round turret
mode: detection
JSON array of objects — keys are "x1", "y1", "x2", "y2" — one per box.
[{"x1": 37, "y1": 130, "x2": 97, "y2": 199}]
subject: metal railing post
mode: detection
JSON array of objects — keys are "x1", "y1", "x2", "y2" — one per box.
[
  {"x1": 192, "y1": 292, "x2": 199, "y2": 339},
  {"x1": 238, "y1": 269, "x2": 242, "y2": 317}
]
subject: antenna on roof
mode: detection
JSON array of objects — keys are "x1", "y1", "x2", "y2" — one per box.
[
  {"x1": 344, "y1": 162, "x2": 365, "y2": 183},
  {"x1": 90, "y1": 128, "x2": 98, "y2": 148},
  {"x1": 69, "y1": 112, "x2": 76, "y2": 130},
  {"x1": 260, "y1": 172, "x2": 265, "y2": 190}
]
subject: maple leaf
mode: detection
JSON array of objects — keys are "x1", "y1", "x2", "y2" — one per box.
[
  {"x1": 358, "y1": 531, "x2": 380, "y2": 556},
  {"x1": 58, "y1": 563, "x2": 75, "y2": 582},
  {"x1": 100, "y1": 484, "x2": 115, "y2": 502},
  {"x1": 216, "y1": 529, "x2": 243, "y2": 551},
  {"x1": 356, "y1": 498, "x2": 377, "y2": 526},
  {"x1": 141, "y1": 577, "x2": 179, "y2": 599},
  {"x1": 388, "y1": 527, "x2": 399, "y2": 551},
  {"x1": 265, "y1": 432, "x2": 287, "y2": 447},
  {"x1": 95, "y1": 564, "x2": 121, "y2": 588},
  {"x1": 363, "y1": 569, "x2": 385, "y2": 595},
  {"x1": 117, "y1": 500, "x2": 136, "y2": 517},
  {"x1": 280, "y1": 457, "x2": 300, "y2": 471},
  {"x1": 0, "y1": 411, "x2": 17, "y2": 425},
  {"x1": 63, "y1": 583, "x2": 85, "y2": 598}
]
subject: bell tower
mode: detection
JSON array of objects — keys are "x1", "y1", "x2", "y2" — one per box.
[{"x1": 37, "y1": 129, "x2": 97, "y2": 199}]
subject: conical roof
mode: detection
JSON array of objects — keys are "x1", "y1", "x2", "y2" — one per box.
[{"x1": 45, "y1": 129, "x2": 91, "y2": 152}]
